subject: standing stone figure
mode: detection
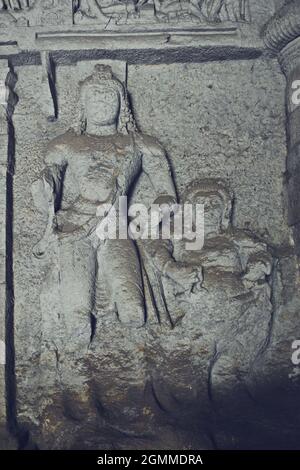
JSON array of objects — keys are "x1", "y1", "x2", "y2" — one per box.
[
  {"x1": 32, "y1": 64, "x2": 177, "y2": 347},
  {"x1": 178, "y1": 179, "x2": 273, "y2": 291}
]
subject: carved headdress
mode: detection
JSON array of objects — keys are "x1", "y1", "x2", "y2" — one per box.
[
  {"x1": 77, "y1": 64, "x2": 137, "y2": 135},
  {"x1": 182, "y1": 178, "x2": 234, "y2": 231}
]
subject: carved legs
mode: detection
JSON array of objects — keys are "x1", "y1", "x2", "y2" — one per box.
[
  {"x1": 57, "y1": 236, "x2": 146, "y2": 346},
  {"x1": 58, "y1": 238, "x2": 96, "y2": 349},
  {"x1": 97, "y1": 239, "x2": 146, "y2": 328}
]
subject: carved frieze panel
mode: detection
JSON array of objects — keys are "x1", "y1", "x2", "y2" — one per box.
[
  {"x1": 0, "y1": 0, "x2": 299, "y2": 453},
  {"x1": 0, "y1": 0, "x2": 250, "y2": 29},
  {"x1": 73, "y1": 0, "x2": 251, "y2": 29},
  {"x1": 0, "y1": 0, "x2": 72, "y2": 27},
  {"x1": 0, "y1": 1, "x2": 275, "y2": 55}
]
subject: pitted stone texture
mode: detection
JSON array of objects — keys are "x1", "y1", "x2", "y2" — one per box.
[
  {"x1": 129, "y1": 59, "x2": 288, "y2": 246},
  {"x1": 10, "y1": 59, "x2": 300, "y2": 450}
]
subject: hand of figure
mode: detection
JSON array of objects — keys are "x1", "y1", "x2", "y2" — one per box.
[
  {"x1": 242, "y1": 260, "x2": 271, "y2": 289},
  {"x1": 242, "y1": 250, "x2": 272, "y2": 287},
  {"x1": 32, "y1": 229, "x2": 59, "y2": 258}
]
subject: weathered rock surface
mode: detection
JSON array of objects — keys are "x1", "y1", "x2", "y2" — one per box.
[{"x1": 0, "y1": 0, "x2": 299, "y2": 450}]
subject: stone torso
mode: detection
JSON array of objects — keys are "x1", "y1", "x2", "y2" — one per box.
[
  {"x1": 61, "y1": 131, "x2": 140, "y2": 208},
  {"x1": 51, "y1": 131, "x2": 142, "y2": 233}
]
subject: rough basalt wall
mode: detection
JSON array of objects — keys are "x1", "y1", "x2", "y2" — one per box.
[{"x1": 1, "y1": 0, "x2": 300, "y2": 450}]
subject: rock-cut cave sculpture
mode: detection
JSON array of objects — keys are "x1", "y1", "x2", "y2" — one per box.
[{"x1": 31, "y1": 64, "x2": 178, "y2": 343}]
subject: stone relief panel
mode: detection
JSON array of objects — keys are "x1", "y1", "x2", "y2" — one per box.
[
  {"x1": 0, "y1": 0, "x2": 71, "y2": 27},
  {"x1": 31, "y1": 63, "x2": 177, "y2": 336},
  {"x1": 73, "y1": 0, "x2": 251, "y2": 27},
  {"x1": 0, "y1": 0, "x2": 252, "y2": 28},
  {"x1": 0, "y1": 0, "x2": 280, "y2": 57},
  {"x1": 0, "y1": 0, "x2": 280, "y2": 61},
  {"x1": 8, "y1": 55, "x2": 299, "y2": 449},
  {"x1": 0, "y1": 0, "x2": 35, "y2": 26},
  {"x1": 129, "y1": 61, "x2": 288, "y2": 247},
  {"x1": 141, "y1": 179, "x2": 273, "y2": 326},
  {"x1": 0, "y1": 0, "x2": 298, "y2": 452}
]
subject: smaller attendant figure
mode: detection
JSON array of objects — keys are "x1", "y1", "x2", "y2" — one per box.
[
  {"x1": 177, "y1": 179, "x2": 272, "y2": 295},
  {"x1": 140, "y1": 179, "x2": 273, "y2": 326}
]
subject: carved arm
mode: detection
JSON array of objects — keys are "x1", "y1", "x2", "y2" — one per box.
[
  {"x1": 31, "y1": 148, "x2": 67, "y2": 257},
  {"x1": 140, "y1": 135, "x2": 177, "y2": 210}
]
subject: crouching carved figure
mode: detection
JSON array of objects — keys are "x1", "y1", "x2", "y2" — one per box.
[{"x1": 141, "y1": 179, "x2": 273, "y2": 326}]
